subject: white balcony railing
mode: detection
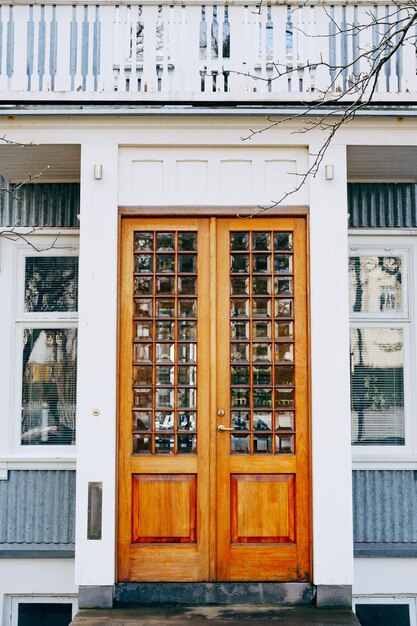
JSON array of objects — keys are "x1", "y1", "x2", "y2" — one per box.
[{"x1": 0, "y1": 1, "x2": 415, "y2": 102}]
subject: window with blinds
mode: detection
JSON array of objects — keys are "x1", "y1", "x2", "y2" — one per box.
[
  {"x1": 19, "y1": 255, "x2": 78, "y2": 446},
  {"x1": 349, "y1": 249, "x2": 408, "y2": 447}
]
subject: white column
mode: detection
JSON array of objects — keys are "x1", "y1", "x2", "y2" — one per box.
[
  {"x1": 75, "y1": 143, "x2": 118, "y2": 587},
  {"x1": 309, "y1": 142, "x2": 354, "y2": 587}
]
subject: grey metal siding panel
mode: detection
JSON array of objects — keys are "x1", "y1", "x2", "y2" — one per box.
[
  {"x1": 0, "y1": 470, "x2": 75, "y2": 549},
  {"x1": 353, "y1": 470, "x2": 417, "y2": 554},
  {"x1": 0, "y1": 177, "x2": 79, "y2": 227},
  {"x1": 348, "y1": 183, "x2": 417, "y2": 228}
]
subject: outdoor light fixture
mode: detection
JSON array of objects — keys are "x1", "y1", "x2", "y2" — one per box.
[
  {"x1": 94, "y1": 164, "x2": 103, "y2": 180},
  {"x1": 325, "y1": 164, "x2": 334, "y2": 180}
]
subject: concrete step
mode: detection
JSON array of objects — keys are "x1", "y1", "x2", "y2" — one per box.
[{"x1": 70, "y1": 605, "x2": 361, "y2": 626}]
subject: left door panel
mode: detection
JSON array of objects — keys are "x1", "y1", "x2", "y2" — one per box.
[{"x1": 118, "y1": 218, "x2": 211, "y2": 582}]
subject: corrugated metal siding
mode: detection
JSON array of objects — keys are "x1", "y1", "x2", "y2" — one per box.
[
  {"x1": 348, "y1": 183, "x2": 417, "y2": 228},
  {"x1": 0, "y1": 177, "x2": 79, "y2": 227},
  {"x1": 0, "y1": 470, "x2": 75, "y2": 546},
  {"x1": 353, "y1": 470, "x2": 417, "y2": 544}
]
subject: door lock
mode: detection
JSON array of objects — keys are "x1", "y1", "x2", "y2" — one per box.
[{"x1": 217, "y1": 408, "x2": 225, "y2": 417}]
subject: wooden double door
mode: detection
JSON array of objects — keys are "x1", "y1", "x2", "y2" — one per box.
[{"x1": 118, "y1": 217, "x2": 310, "y2": 582}]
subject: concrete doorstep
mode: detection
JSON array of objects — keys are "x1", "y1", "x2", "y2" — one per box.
[{"x1": 70, "y1": 605, "x2": 361, "y2": 625}]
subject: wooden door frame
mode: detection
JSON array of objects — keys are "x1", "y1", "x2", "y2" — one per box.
[{"x1": 116, "y1": 209, "x2": 312, "y2": 583}]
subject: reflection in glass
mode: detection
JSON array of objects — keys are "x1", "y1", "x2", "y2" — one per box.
[
  {"x1": 276, "y1": 411, "x2": 295, "y2": 430},
  {"x1": 253, "y1": 299, "x2": 271, "y2": 317},
  {"x1": 155, "y1": 366, "x2": 174, "y2": 385},
  {"x1": 135, "y1": 255, "x2": 153, "y2": 273},
  {"x1": 275, "y1": 278, "x2": 293, "y2": 295},
  {"x1": 230, "y1": 343, "x2": 249, "y2": 362},
  {"x1": 135, "y1": 321, "x2": 152, "y2": 340},
  {"x1": 274, "y1": 232, "x2": 292, "y2": 251},
  {"x1": 254, "y1": 434, "x2": 272, "y2": 453},
  {"x1": 178, "y1": 388, "x2": 197, "y2": 408},
  {"x1": 133, "y1": 411, "x2": 152, "y2": 431},
  {"x1": 178, "y1": 366, "x2": 197, "y2": 385},
  {"x1": 348, "y1": 256, "x2": 403, "y2": 314},
  {"x1": 232, "y1": 411, "x2": 250, "y2": 430},
  {"x1": 178, "y1": 321, "x2": 196, "y2": 340},
  {"x1": 155, "y1": 435, "x2": 174, "y2": 453},
  {"x1": 252, "y1": 232, "x2": 271, "y2": 250},
  {"x1": 133, "y1": 434, "x2": 152, "y2": 454},
  {"x1": 133, "y1": 365, "x2": 152, "y2": 385},
  {"x1": 252, "y1": 254, "x2": 271, "y2": 273},
  {"x1": 134, "y1": 232, "x2": 153, "y2": 251},
  {"x1": 156, "y1": 321, "x2": 174, "y2": 340},
  {"x1": 253, "y1": 321, "x2": 271, "y2": 339},
  {"x1": 231, "y1": 434, "x2": 250, "y2": 453},
  {"x1": 253, "y1": 411, "x2": 272, "y2": 430},
  {"x1": 230, "y1": 232, "x2": 249, "y2": 251},
  {"x1": 231, "y1": 365, "x2": 250, "y2": 385},
  {"x1": 231, "y1": 254, "x2": 249, "y2": 273},
  {"x1": 156, "y1": 232, "x2": 175, "y2": 251},
  {"x1": 253, "y1": 277, "x2": 271, "y2": 295},
  {"x1": 134, "y1": 343, "x2": 152, "y2": 362},
  {"x1": 178, "y1": 276, "x2": 197, "y2": 295},
  {"x1": 178, "y1": 412, "x2": 197, "y2": 431},
  {"x1": 156, "y1": 343, "x2": 174, "y2": 362},
  {"x1": 231, "y1": 277, "x2": 249, "y2": 295},
  {"x1": 253, "y1": 388, "x2": 272, "y2": 407},
  {"x1": 232, "y1": 321, "x2": 249, "y2": 340},
  {"x1": 274, "y1": 254, "x2": 293, "y2": 273},
  {"x1": 178, "y1": 343, "x2": 197, "y2": 363},
  {"x1": 155, "y1": 412, "x2": 174, "y2": 430},
  {"x1": 155, "y1": 388, "x2": 174, "y2": 408},
  {"x1": 253, "y1": 365, "x2": 272, "y2": 385},
  {"x1": 276, "y1": 299, "x2": 293, "y2": 317},
  {"x1": 253, "y1": 343, "x2": 271, "y2": 362},
  {"x1": 231, "y1": 388, "x2": 250, "y2": 407},
  {"x1": 156, "y1": 299, "x2": 175, "y2": 318},
  {"x1": 178, "y1": 255, "x2": 197, "y2": 273},
  {"x1": 178, "y1": 232, "x2": 197, "y2": 251},
  {"x1": 134, "y1": 277, "x2": 153, "y2": 295},
  {"x1": 275, "y1": 365, "x2": 295, "y2": 385},
  {"x1": 275, "y1": 343, "x2": 294, "y2": 361},
  {"x1": 275, "y1": 387, "x2": 295, "y2": 407},
  {"x1": 276, "y1": 322, "x2": 294, "y2": 339},
  {"x1": 231, "y1": 299, "x2": 249, "y2": 317},
  {"x1": 178, "y1": 434, "x2": 197, "y2": 453},
  {"x1": 157, "y1": 276, "x2": 175, "y2": 294},
  {"x1": 25, "y1": 257, "x2": 78, "y2": 313},
  {"x1": 276, "y1": 434, "x2": 294, "y2": 453},
  {"x1": 134, "y1": 299, "x2": 153, "y2": 317},
  {"x1": 133, "y1": 388, "x2": 152, "y2": 408},
  {"x1": 156, "y1": 254, "x2": 175, "y2": 273},
  {"x1": 179, "y1": 300, "x2": 197, "y2": 318}
]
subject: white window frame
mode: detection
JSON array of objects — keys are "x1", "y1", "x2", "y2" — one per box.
[
  {"x1": 8, "y1": 595, "x2": 78, "y2": 626},
  {"x1": 349, "y1": 234, "x2": 417, "y2": 464},
  {"x1": 353, "y1": 595, "x2": 417, "y2": 626},
  {"x1": 0, "y1": 231, "x2": 79, "y2": 463}
]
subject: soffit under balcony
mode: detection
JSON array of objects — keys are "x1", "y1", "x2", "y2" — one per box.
[
  {"x1": 0, "y1": 144, "x2": 80, "y2": 183},
  {"x1": 348, "y1": 146, "x2": 417, "y2": 182}
]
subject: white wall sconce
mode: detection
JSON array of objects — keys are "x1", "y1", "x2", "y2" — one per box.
[
  {"x1": 94, "y1": 164, "x2": 103, "y2": 180},
  {"x1": 325, "y1": 164, "x2": 334, "y2": 180}
]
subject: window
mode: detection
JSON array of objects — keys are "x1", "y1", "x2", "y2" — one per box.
[
  {"x1": 353, "y1": 596, "x2": 417, "y2": 626},
  {"x1": 9, "y1": 596, "x2": 77, "y2": 626},
  {"x1": 349, "y1": 238, "x2": 415, "y2": 455},
  {"x1": 16, "y1": 248, "x2": 78, "y2": 447}
]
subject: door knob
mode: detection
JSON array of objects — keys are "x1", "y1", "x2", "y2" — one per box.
[{"x1": 217, "y1": 424, "x2": 233, "y2": 432}]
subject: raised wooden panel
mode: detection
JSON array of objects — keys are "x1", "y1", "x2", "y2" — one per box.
[
  {"x1": 231, "y1": 474, "x2": 295, "y2": 543},
  {"x1": 132, "y1": 474, "x2": 197, "y2": 543}
]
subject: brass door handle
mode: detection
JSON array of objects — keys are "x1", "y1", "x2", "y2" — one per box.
[{"x1": 217, "y1": 424, "x2": 233, "y2": 432}]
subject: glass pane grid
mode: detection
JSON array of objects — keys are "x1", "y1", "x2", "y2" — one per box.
[
  {"x1": 230, "y1": 231, "x2": 295, "y2": 455},
  {"x1": 132, "y1": 230, "x2": 198, "y2": 455}
]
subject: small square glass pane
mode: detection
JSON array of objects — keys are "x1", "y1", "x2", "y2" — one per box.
[
  {"x1": 275, "y1": 387, "x2": 295, "y2": 407},
  {"x1": 231, "y1": 343, "x2": 249, "y2": 362},
  {"x1": 253, "y1": 254, "x2": 271, "y2": 273},
  {"x1": 134, "y1": 232, "x2": 154, "y2": 251},
  {"x1": 157, "y1": 277, "x2": 175, "y2": 294},
  {"x1": 231, "y1": 365, "x2": 250, "y2": 385},
  {"x1": 155, "y1": 435, "x2": 174, "y2": 454},
  {"x1": 276, "y1": 434, "x2": 294, "y2": 453},
  {"x1": 252, "y1": 232, "x2": 271, "y2": 250},
  {"x1": 134, "y1": 343, "x2": 152, "y2": 362},
  {"x1": 133, "y1": 434, "x2": 152, "y2": 454},
  {"x1": 253, "y1": 299, "x2": 271, "y2": 318},
  {"x1": 253, "y1": 321, "x2": 271, "y2": 339},
  {"x1": 274, "y1": 254, "x2": 293, "y2": 273},
  {"x1": 156, "y1": 343, "x2": 174, "y2": 362},
  {"x1": 133, "y1": 365, "x2": 153, "y2": 386},
  {"x1": 134, "y1": 299, "x2": 153, "y2": 318},
  {"x1": 253, "y1": 343, "x2": 271, "y2": 362},
  {"x1": 253, "y1": 411, "x2": 272, "y2": 430},
  {"x1": 135, "y1": 321, "x2": 153, "y2": 340},
  {"x1": 156, "y1": 232, "x2": 175, "y2": 251},
  {"x1": 178, "y1": 434, "x2": 197, "y2": 454},
  {"x1": 231, "y1": 299, "x2": 249, "y2": 318},
  {"x1": 231, "y1": 254, "x2": 249, "y2": 273},
  {"x1": 178, "y1": 321, "x2": 196, "y2": 340},
  {"x1": 232, "y1": 321, "x2": 249, "y2": 340},
  {"x1": 178, "y1": 388, "x2": 197, "y2": 408},
  {"x1": 231, "y1": 434, "x2": 250, "y2": 454},
  {"x1": 156, "y1": 321, "x2": 174, "y2": 340},
  {"x1": 178, "y1": 299, "x2": 197, "y2": 318},
  {"x1": 253, "y1": 365, "x2": 272, "y2": 385},
  {"x1": 230, "y1": 232, "x2": 249, "y2": 251},
  {"x1": 231, "y1": 388, "x2": 250, "y2": 407},
  {"x1": 178, "y1": 366, "x2": 197, "y2": 385},
  {"x1": 275, "y1": 365, "x2": 294, "y2": 386},
  {"x1": 275, "y1": 278, "x2": 293, "y2": 295},
  {"x1": 232, "y1": 411, "x2": 250, "y2": 430},
  {"x1": 156, "y1": 366, "x2": 174, "y2": 385},
  {"x1": 178, "y1": 276, "x2": 197, "y2": 295},
  {"x1": 178, "y1": 412, "x2": 197, "y2": 431},
  {"x1": 274, "y1": 232, "x2": 292, "y2": 251},
  {"x1": 253, "y1": 388, "x2": 272, "y2": 407},
  {"x1": 178, "y1": 343, "x2": 197, "y2": 363},
  {"x1": 24, "y1": 257, "x2": 79, "y2": 313},
  {"x1": 156, "y1": 254, "x2": 175, "y2": 273},
  {"x1": 133, "y1": 411, "x2": 152, "y2": 431},
  {"x1": 276, "y1": 299, "x2": 293, "y2": 318},
  {"x1": 231, "y1": 277, "x2": 249, "y2": 295},
  {"x1": 275, "y1": 343, "x2": 294, "y2": 362},
  {"x1": 178, "y1": 232, "x2": 197, "y2": 251},
  {"x1": 156, "y1": 299, "x2": 175, "y2": 318},
  {"x1": 155, "y1": 411, "x2": 174, "y2": 430},
  {"x1": 133, "y1": 388, "x2": 152, "y2": 408},
  {"x1": 178, "y1": 254, "x2": 196, "y2": 273},
  {"x1": 134, "y1": 277, "x2": 153, "y2": 295},
  {"x1": 254, "y1": 434, "x2": 272, "y2": 453},
  {"x1": 276, "y1": 411, "x2": 295, "y2": 430},
  {"x1": 135, "y1": 255, "x2": 153, "y2": 273},
  {"x1": 156, "y1": 388, "x2": 174, "y2": 408},
  {"x1": 253, "y1": 277, "x2": 271, "y2": 295},
  {"x1": 276, "y1": 322, "x2": 294, "y2": 339}
]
